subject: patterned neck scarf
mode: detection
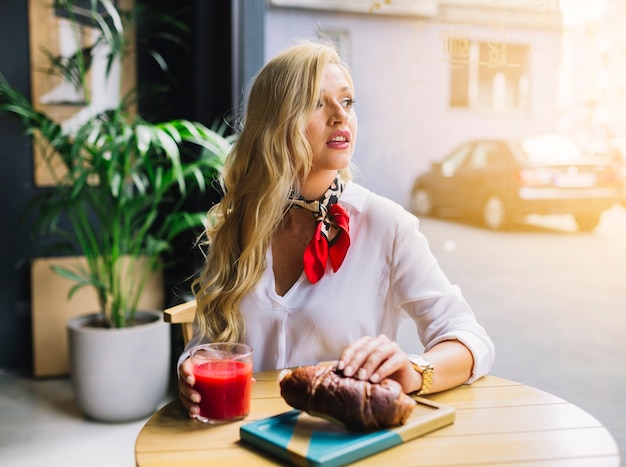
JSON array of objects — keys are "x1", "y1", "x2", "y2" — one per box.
[{"x1": 289, "y1": 175, "x2": 350, "y2": 284}]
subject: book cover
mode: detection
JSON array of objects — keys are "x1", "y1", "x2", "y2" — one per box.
[{"x1": 240, "y1": 398, "x2": 455, "y2": 466}]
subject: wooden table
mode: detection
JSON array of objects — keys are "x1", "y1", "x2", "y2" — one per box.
[{"x1": 135, "y1": 371, "x2": 621, "y2": 466}]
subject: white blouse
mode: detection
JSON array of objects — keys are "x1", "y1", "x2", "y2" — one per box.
[{"x1": 182, "y1": 181, "x2": 495, "y2": 382}]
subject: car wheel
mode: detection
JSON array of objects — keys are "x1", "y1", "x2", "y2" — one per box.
[
  {"x1": 482, "y1": 195, "x2": 509, "y2": 230},
  {"x1": 411, "y1": 187, "x2": 434, "y2": 217},
  {"x1": 574, "y1": 213, "x2": 602, "y2": 232}
]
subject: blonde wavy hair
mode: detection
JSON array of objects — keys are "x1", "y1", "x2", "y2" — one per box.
[{"x1": 192, "y1": 40, "x2": 354, "y2": 343}]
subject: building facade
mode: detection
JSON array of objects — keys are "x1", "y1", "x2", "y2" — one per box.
[{"x1": 264, "y1": 0, "x2": 563, "y2": 205}]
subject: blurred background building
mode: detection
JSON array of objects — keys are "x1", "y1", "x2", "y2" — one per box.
[
  {"x1": 558, "y1": 0, "x2": 626, "y2": 155},
  {"x1": 266, "y1": 0, "x2": 563, "y2": 205}
]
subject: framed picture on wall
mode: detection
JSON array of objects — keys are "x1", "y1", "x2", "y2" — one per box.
[{"x1": 27, "y1": 0, "x2": 136, "y2": 187}]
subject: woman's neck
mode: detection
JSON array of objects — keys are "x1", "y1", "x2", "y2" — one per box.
[{"x1": 300, "y1": 170, "x2": 339, "y2": 200}]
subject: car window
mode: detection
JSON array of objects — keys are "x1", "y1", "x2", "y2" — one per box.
[
  {"x1": 469, "y1": 142, "x2": 500, "y2": 168},
  {"x1": 442, "y1": 144, "x2": 472, "y2": 176}
]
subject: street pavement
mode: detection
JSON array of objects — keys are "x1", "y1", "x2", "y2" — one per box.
[{"x1": 400, "y1": 204, "x2": 626, "y2": 459}]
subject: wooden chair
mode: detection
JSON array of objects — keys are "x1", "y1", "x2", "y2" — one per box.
[{"x1": 163, "y1": 300, "x2": 196, "y2": 344}]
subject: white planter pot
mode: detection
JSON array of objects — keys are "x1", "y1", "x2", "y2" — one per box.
[{"x1": 67, "y1": 310, "x2": 171, "y2": 422}]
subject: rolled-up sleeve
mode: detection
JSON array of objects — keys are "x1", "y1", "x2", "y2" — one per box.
[{"x1": 403, "y1": 290, "x2": 495, "y2": 382}]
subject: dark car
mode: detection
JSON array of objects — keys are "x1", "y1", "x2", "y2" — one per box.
[{"x1": 410, "y1": 134, "x2": 620, "y2": 231}]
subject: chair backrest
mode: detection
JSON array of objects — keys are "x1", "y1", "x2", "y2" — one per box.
[{"x1": 163, "y1": 300, "x2": 196, "y2": 344}]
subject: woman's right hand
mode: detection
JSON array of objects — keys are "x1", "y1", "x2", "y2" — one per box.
[{"x1": 178, "y1": 357, "x2": 201, "y2": 418}]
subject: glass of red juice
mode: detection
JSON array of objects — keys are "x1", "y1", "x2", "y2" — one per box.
[{"x1": 190, "y1": 343, "x2": 254, "y2": 424}]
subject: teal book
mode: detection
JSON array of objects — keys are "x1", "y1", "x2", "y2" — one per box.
[{"x1": 239, "y1": 398, "x2": 455, "y2": 466}]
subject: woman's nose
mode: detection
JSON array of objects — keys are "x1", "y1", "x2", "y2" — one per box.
[{"x1": 329, "y1": 103, "x2": 349, "y2": 124}]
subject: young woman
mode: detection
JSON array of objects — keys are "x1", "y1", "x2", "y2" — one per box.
[{"x1": 177, "y1": 40, "x2": 495, "y2": 419}]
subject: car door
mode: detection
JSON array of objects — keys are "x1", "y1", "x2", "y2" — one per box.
[
  {"x1": 427, "y1": 142, "x2": 474, "y2": 211},
  {"x1": 446, "y1": 141, "x2": 502, "y2": 214}
]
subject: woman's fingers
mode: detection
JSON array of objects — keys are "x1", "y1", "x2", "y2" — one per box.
[
  {"x1": 178, "y1": 358, "x2": 201, "y2": 418},
  {"x1": 179, "y1": 387, "x2": 200, "y2": 418},
  {"x1": 338, "y1": 334, "x2": 404, "y2": 382},
  {"x1": 337, "y1": 335, "x2": 374, "y2": 376}
]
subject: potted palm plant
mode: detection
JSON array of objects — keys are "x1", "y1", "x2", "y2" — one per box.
[{"x1": 0, "y1": 0, "x2": 232, "y2": 421}]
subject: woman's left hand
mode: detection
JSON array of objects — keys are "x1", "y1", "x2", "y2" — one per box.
[{"x1": 336, "y1": 334, "x2": 420, "y2": 393}]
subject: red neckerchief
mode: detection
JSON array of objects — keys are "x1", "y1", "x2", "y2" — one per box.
[{"x1": 289, "y1": 176, "x2": 350, "y2": 283}]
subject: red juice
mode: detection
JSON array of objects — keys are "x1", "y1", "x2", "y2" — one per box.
[{"x1": 193, "y1": 360, "x2": 253, "y2": 421}]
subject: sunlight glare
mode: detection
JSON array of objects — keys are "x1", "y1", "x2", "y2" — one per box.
[{"x1": 559, "y1": 0, "x2": 605, "y2": 27}]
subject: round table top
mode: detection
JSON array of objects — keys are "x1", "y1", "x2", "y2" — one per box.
[{"x1": 135, "y1": 371, "x2": 620, "y2": 466}]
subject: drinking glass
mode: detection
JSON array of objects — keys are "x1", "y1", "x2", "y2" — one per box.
[{"x1": 190, "y1": 343, "x2": 253, "y2": 423}]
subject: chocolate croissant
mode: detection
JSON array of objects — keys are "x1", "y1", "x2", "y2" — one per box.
[{"x1": 278, "y1": 364, "x2": 416, "y2": 431}]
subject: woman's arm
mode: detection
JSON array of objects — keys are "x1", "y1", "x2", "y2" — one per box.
[{"x1": 420, "y1": 339, "x2": 474, "y2": 393}]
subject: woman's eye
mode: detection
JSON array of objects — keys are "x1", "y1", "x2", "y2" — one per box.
[
  {"x1": 315, "y1": 97, "x2": 355, "y2": 110},
  {"x1": 342, "y1": 98, "x2": 355, "y2": 109}
]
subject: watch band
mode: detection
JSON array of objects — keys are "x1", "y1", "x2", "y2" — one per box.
[{"x1": 407, "y1": 354, "x2": 434, "y2": 395}]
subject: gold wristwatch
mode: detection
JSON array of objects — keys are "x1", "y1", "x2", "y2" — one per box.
[{"x1": 407, "y1": 354, "x2": 434, "y2": 395}]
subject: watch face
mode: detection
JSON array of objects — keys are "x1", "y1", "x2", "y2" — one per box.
[{"x1": 408, "y1": 354, "x2": 432, "y2": 368}]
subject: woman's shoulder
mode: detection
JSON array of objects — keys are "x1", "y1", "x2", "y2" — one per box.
[{"x1": 342, "y1": 181, "x2": 416, "y2": 224}]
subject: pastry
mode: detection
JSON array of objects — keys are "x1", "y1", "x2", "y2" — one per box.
[{"x1": 278, "y1": 364, "x2": 416, "y2": 431}]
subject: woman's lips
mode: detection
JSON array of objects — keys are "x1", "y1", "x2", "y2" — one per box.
[{"x1": 326, "y1": 130, "x2": 351, "y2": 149}]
